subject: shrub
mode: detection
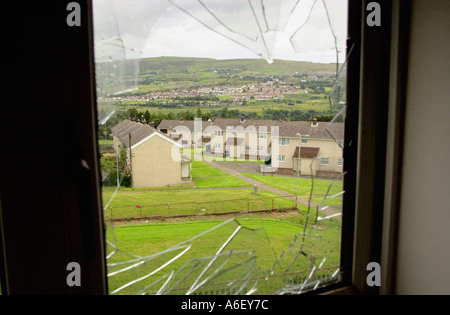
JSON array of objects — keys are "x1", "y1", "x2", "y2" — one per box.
[{"x1": 121, "y1": 174, "x2": 132, "y2": 187}]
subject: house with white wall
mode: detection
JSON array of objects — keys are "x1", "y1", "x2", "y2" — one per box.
[{"x1": 111, "y1": 119, "x2": 192, "y2": 188}]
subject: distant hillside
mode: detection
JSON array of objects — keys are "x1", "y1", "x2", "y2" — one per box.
[{"x1": 138, "y1": 56, "x2": 337, "y2": 75}]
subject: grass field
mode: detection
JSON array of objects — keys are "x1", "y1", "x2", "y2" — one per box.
[
  {"x1": 105, "y1": 188, "x2": 298, "y2": 220},
  {"x1": 242, "y1": 172, "x2": 343, "y2": 206},
  {"x1": 102, "y1": 161, "x2": 343, "y2": 219},
  {"x1": 108, "y1": 214, "x2": 341, "y2": 294},
  {"x1": 118, "y1": 97, "x2": 332, "y2": 118},
  {"x1": 137, "y1": 57, "x2": 337, "y2": 77},
  {"x1": 191, "y1": 160, "x2": 252, "y2": 188}
]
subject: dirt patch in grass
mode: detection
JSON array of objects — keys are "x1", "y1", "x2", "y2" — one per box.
[{"x1": 109, "y1": 209, "x2": 302, "y2": 227}]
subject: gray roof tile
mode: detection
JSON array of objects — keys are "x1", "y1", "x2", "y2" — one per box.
[{"x1": 157, "y1": 117, "x2": 344, "y2": 140}]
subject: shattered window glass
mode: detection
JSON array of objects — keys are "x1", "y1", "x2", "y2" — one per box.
[{"x1": 93, "y1": 0, "x2": 348, "y2": 295}]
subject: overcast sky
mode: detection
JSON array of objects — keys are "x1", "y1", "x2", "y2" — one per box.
[{"x1": 94, "y1": 0, "x2": 348, "y2": 64}]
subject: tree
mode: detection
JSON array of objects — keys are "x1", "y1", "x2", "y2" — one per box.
[
  {"x1": 181, "y1": 110, "x2": 194, "y2": 120},
  {"x1": 196, "y1": 108, "x2": 202, "y2": 118},
  {"x1": 143, "y1": 110, "x2": 151, "y2": 123}
]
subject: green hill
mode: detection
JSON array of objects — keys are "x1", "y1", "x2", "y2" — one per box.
[{"x1": 138, "y1": 56, "x2": 337, "y2": 76}]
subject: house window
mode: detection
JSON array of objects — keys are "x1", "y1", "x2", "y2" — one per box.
[
  {"x1": 338, "y1": 159, "x2": 343, "y2": 167},
  {"x1": 301, "y1": 139, "x2": 308, "y2": 144},
  {"x1": 257, "y1": 146, "x2": 263, "y2": 151},
  {"x1": 278, "y1": 138, "x2": 290, "y2": 146},
  {"x1": 215, "y1": 143, "x2": 221, "y2": 148},
  {"x1": 320, "y1": 158, "x2": 330, "y2": 165},
  {"x1": 245, "y1": 146, "x2": 251, "y2": 150},
  {"x1": 258, "y1": 133, "x2": 267, "y2": 139},
  {"x1": 215, "y1": 131, "x2": 224, "y2": 136},
  {"x1": 278, "y1": 155, "x2": 286, "y2": 162}
]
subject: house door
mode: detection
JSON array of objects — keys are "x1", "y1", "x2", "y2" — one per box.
[{"x1": 181, "y1": 163, "x2": 189, "y2": 178}]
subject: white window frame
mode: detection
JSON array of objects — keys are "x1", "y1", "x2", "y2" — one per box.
[{"x1": 278, "y1": 138, "x2": 290, "y2": 146}]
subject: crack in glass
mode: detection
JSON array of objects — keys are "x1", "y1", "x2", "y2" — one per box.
[{"x1": 94, "y1": 0, "x2": 348, "y2": 295}]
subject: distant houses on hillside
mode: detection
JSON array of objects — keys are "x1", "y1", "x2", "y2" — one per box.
[{"x1": 102, "y1": 81, "x2": 301, "y2": 104}]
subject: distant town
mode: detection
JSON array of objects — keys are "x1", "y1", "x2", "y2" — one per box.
[{"x1": 101, "y1": 70, "x2": 337, "y2": 106}]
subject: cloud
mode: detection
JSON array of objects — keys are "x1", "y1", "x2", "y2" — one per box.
[
  {"x1": 93, "y1": 0, "x2": 348, "y2": 63},
  {"x1": 142, "y1": 6, "x2": 260, "y2": 59}
]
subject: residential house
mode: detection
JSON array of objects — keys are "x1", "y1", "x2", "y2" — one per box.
[
  {"x1": 111, "y1": 119, "x2": 192, "y2": 188},
  {"x1": 157, "y1": 116, "x2": 344, "y2": 177}
]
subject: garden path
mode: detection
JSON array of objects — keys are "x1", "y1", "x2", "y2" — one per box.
[{"x1": 203, "y1": 159, "x2": 342, "y2": 220}]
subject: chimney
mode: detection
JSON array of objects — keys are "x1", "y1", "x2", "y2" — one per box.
[
  {"x1": 150, "y1": 121, "x2": 155, "y2": 128},
  {"x1": 180, "y1": 117, "x2": 184, "y2": 123},
  {"x1": 143, "y1": 119, "x2": 147, "y2": 125},
  {"x1": 312, "y1": 118, "x2": 318, "y2": 127},
  {"x1": 284, "y1": 117, "x2": 288, "y2": 122},
  {"x1": 240, "y1": 115, "x2": 245, "y2": 123}
]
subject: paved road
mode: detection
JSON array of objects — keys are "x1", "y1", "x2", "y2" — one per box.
[{"x1": 203, "y1": 159, "x2": 342, "y2": 220}]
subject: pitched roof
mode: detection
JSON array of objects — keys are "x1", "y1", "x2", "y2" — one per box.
[
  {"x1": 157, "y1": 119, "x2": 196, "y2": 131},
  {"x1": 157, "y1": 117, "x2": 344, "y2": 140},
  {"x1": 111, "y1": 119, "x2": 177, "y2": 148},
  {"x1": 293, "y1": 146, "x2": 320, "y2": 158}
]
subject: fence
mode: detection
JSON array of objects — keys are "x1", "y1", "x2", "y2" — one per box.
[{"x1": 107, "y1": 194, "x2": 298, "y2": 221}]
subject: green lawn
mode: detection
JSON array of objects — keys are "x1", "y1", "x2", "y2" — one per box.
[
  {"x1": 241, "y1": 173, "x2": 342, "y2": 195},
  {"x1": 191, "y1": 160, "x2": 251, "y2": 188},
  {"x1": 193, "y1": 175, "x2": 251, "y2": 188},
  {"x1": 242, "y1": 172, "x2": 343, "y2": 204},
  {"x1": 108, "y1": 215, "x2": 341, "y2": 295},
  {"x1": 105, "y1": 188, "x2": 297, "y2": 219},
  {"x1": 111, "y1": 217, "x2": 304, "y2": 260},
  {"x1": 192, "y1": 161, "x2": 228, "y2": 178},
  {"x1": 99, "y1": 139, "x2": 114, "y2": 145}
]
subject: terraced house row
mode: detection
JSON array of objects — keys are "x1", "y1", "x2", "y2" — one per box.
[{"x1": 157, "y1": 116, "x2": 344, "y2": 178}]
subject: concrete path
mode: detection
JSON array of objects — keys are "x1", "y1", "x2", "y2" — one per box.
[{"x1": 202, "y1": 158, "x2": 342, "y2": 220}]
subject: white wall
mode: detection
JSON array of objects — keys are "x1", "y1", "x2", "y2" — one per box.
[{"x1": 395, "y1": 0, "x2": 450, "y2": 294}]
